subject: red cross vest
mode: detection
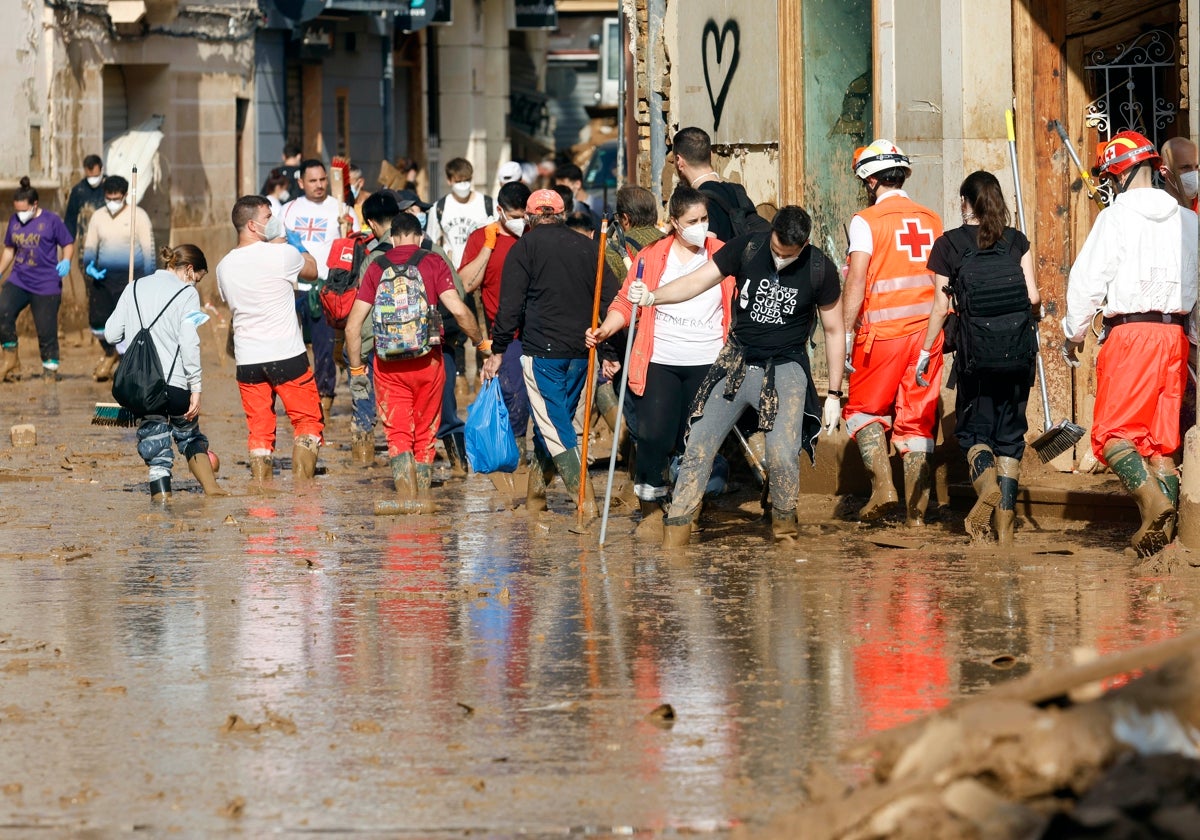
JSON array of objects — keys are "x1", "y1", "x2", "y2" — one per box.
[{"x1": 856, "y1": 195, "x2": 943, "y2": 345}]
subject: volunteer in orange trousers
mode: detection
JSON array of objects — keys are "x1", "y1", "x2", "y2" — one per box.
[{"x1": 841, "y1": 140, "x2": 944, "y2": 526}]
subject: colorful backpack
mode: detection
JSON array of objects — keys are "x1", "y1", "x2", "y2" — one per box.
[{"x1": 372, "y1": 249, "x2": 442, "y2": 360}]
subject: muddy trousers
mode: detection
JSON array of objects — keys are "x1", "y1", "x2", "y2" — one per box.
[
  {"x1": 497, "y1": 339, "x2": 531, "y2": 442},
  {"x1": 237, "y1": 360, "x2": 324, "y2": 454},
  {"x1": 137, "y1": 413, "x2": 209, "y2": 482},
  {"x1": 344, "y1": 349, "x2": 377, "y2": 434},
  {"x1": 300, "y1": 304, "x2": 337, "y2": 399},
  {"x1": 375, "y1": 350, "x2": 445, "y2": 464},
  {"x1": 668, "y1": 361, "x2": 808, "y2": 522},
  {"x1": 954, "y1": 369, "x2": 1032, "y2": 461},
  {"x1": 845, "y1": 330, "x2": 942, "y2": 453},
  {"x1": 436, "y1": 351, "x2": 466, "y2": 439},
  {"x1": 630, "y1": 362, "x2": 709, "y2": 501},
  {"x1": 522, "y1": 355, "x2": 588, "y2": 459},
  {"x1": 88, "y1": 274, "x2": 128, "y2": 355},
  {"x1": 0, "y1": 283, "x2": 60, "y2": 364}
]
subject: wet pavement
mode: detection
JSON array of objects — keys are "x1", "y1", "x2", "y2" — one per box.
[{"x1": 1, "y1": 339, "x2": 1199, "y2": 835}]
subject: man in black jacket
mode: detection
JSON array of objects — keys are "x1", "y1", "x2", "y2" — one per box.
[
  {"x1": 483, "y1": 188, "x2": 620, "y2": 517},
  {"x1": 673, "y1": 126, "x2": 759, "y2": 241}
]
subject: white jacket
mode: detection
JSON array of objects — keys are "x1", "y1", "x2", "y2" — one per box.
[
  {"x1": 104, "y1": 270, "x2": 204, "y2": 392},
  {"x1": 1062, "y1": 188, "x2": 1199, "y2": 343}
]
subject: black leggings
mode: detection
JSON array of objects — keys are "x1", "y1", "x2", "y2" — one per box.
[
  {"x1": 629, "y1": 362, "x2": 710, "y2": 500},
  {"x1": 954, "y1": 368, "x2": 1033, "y2": 460},
  {"x1": 88, "y1": 275, "x2": 128, "y2": 354},
  {"x1": 0, "y1": 282, "x2": 61, "y2": 362}
]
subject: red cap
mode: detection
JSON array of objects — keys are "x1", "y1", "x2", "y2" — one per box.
[{"x1": 526, "y1": 188, "x2": 565, "y2": 214}]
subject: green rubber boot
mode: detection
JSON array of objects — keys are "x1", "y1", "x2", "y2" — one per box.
[
  {"x1": 552, "y1": 447, "x2": 598, "y2": 519},
  {"x1": 995, "y1": 456, "x2": 1020, "y2": 547},
  {"x1": 1105, "y1": 440, "x2": 1175, "y2": 557}
]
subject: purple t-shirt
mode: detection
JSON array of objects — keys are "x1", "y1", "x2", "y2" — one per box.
[{"x1": 5, "y1": 211, "x2": 73, "y2": 295}]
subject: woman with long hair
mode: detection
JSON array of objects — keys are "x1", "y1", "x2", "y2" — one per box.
[{"x1": 920, "y1": 171, "x2": 1040, "y2": 545}]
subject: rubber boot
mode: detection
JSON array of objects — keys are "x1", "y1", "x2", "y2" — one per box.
[
  {"x1": 634, "y1": 498, "x2": 665, "y2": 543},
  {"x1": 292, "y1": 437, "x2": 319, "y2": 480},
  {"x1": 515, "y1": 436, "x2": 529, "y2": 473},
  {"x1": 965, "y1": 444, "x2": 1000, "y2": 542},
  {"x1": 93, "y1": 352, "x2": 117, "y2": 382},
  {"x1": 187, "y1": 453, "x2": 228, "y2": 496},
  {"x1": 444, "y1": 432, "x2": 468, "y2": 478},
  {"x1": 1149, "y1": 455, "x2": 1181, "y2": 543},
  {"x1": 902, "y1": 451, "x2": 931, "y2": 527},
  {"x1": 379, "y1": 452, "x2": 420, "y2": 515},
  {"x1": 350, "y1": 431, "x2": 375, "y2": 466},
  {"x1": 320, "y1": 395, "x2": 334, "y2": 421},
  {"x1": 414, "y1": 462, "x2": 438, "y2": 513},
  {"x1": 149, "y1": 476, "x2": 171, "y2": 504},
  {"x1": 662, "y1": 512, "x2": 695, "y2": 548},
  {"x1": 553, "y1": 447, "x2": 598, "y2": 519},
  {"x1": 1106, "y1": 440, "x2": 1175, "y2": 557},
  {"x1": 42, "y1": 362, "x2": 59, "y2": 382},
  {"x1": 995, "y1": 456, "x2": 1020, "y2": 547},
  {"x1": 249, "y1": 454, "x2": 274, "y2": 482},
  {"x1": 771, "y1": 508, "x2": 799, "y2": 545},
  {"x1": 525, "y1": 452, "x2": 555, "y2": 513},
  {"x1": 856, "y1": 423, "x2": 899, "y2": 521},
  {"x1": 0, "y1": 346, "x2": 20, "y2": 382}
]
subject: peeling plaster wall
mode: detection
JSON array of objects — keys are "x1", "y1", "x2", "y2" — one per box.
[{"x1": 1, "y1": 0, "x2": 51, "y2": 188}]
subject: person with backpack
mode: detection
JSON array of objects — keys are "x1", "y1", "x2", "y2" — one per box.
[
  {"x1": 1062, "y1": 132, "x2": 1198, "y2": 557},
  {"x1": 672, "y1": 127, "x2": 770, "y2": 241},
  {"x1": 103, "y1": 245, "x2": 225, "y2": 502},
  {"x1": 622, "y1": 206, "x2": 844, "y2": 546},
  {"x1": 842, "y1": 140, "x2": 945, "y2": 527},
  {"x1": 343, "y1": 211, "x2": 482, "y2": 514},
  {"x1": 916, "y1": 171, "x2": 1040, "y2": 545}
]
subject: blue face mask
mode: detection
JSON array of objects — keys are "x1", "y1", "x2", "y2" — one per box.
[{"x1": 416, "y1": 212, "x2": 427, "y2": 229}]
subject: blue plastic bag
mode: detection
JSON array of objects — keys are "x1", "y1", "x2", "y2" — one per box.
[{"x1": 464, "y1": 379, "x2": 520, "y2": 473}]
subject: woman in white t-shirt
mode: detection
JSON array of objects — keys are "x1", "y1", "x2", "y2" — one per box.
[{"x1": 587, "y1": 186, "x2": 736, "y2": 535}]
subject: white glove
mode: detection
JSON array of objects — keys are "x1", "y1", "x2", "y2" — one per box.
[
  {"x1": 915, "y1": 349, "x2": 932, "y2": 387},
  {"x1": 844, "y1": 332, "x2": 856, "y2": 375},
  {"x1": 1061, "y1": 340, "x2": 1082, "y2": 369},
  {"x1": 822, "y1": 395, "x2": 841, "y2": 436},
  {"x1": 627, "y1": 280, "x2": 656, "y2": 307}
]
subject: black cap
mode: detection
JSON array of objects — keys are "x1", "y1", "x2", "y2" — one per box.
[{"x1": 391, "y1": 189, "x2": 431, "y2": 211}]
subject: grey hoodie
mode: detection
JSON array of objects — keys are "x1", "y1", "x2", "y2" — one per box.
[{"x1": 104, "y1": 269, "x2": 204, "y2": 392}]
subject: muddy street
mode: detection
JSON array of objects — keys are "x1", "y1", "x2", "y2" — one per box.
[{"x1": 0, "y1": 339, "x2": 1197, "y2": 835}]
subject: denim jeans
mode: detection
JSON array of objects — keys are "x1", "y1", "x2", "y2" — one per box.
[{"x1": 136, "y1": 415, "x2": 209, "y2": 481}]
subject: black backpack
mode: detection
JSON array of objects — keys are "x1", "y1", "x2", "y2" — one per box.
[
  {"x1": 946, "y1": 228, "x2": 1036, "y2": 376},
  {"x1": 704, "y1": 182, "x2": 772, "y2": 238},
  {"x1": 111, "y1": 282, "x2": 188, "y2": 418}
]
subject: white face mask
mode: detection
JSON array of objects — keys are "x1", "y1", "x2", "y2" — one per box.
[
  {"x1": 772, "y1": 253, "x2": 799, "y2": 272},
  {"x1": 678, "y1": 221, "x2": 708, "y2": 248},
  {"x1": 1181, "y1": 171, "x2": 1199, "y2": 199},
  {"x1": 503, "y1": 217, "x2": 526, "y2": 237},
  {"x1": 451, "y1": 181, "x2": 473, "y2": 199},
  {"x1": 106, "y1": 200, "x2": 124, "y2": 216},
  {"x1": 278, "y1": 189, "x2": 290, "y2": 203},
  {"x1": 16, "y1": 209, "x2": 34, "y2": 225},
  {"x1": 87, "y1": 175, "x2": 102, "y2": 188},
  {"x1": 263, "y1": 215, "x2": 284, "y2": 241}
]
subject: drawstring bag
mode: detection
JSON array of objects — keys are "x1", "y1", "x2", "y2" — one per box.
[{"x1": 464, "y1": 379, "x2": 520, "y2": 474}]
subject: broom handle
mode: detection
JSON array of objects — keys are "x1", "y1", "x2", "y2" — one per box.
[
  {"x1": 127, "y1": 166, "x2": 138, "y2": 286},
  {"x1": 599, "y1": 262, "x2": 641, "y2": 546},
  {"x1": 578, "y1": 218, "x2": 609, "y2": 514}
]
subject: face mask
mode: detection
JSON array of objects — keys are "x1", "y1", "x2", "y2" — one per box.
[
  {"x1": 451, "y1": 181, "x2": 472, "y2": 199},
  {"x1": 678, "y1": 221, "x2": 708, "y2": 248},
  {"x1": 1182, "y1": 171, "x2": 1199, "y2": 199},
  {"x1": 350, "y1": 185, "x2": 361, "y2": 199},
  {"x1": 503, "y1": 217, "x2": 526, "y2": 237},
  {"x1": 416, "y1": 211, "x2": 428, "y2": 229},
  {"x1": 263, "y1": 215, "x2": 284, "y2": 241},
  {"x1": 772, "y1": 253, "x2": 799, "y2": 272},
  {"x1": 106, "y1": 200, "x2": 124, "y2": 216},
  {"x1": 279, "y1": 189, "x2": 290, "y2": 203},
  {"x1": 15, "y1": 210, "x2": 34, "y2": 225},
  {"x1": 87, "y1": 175, "x2": 102, "y2": 188}
]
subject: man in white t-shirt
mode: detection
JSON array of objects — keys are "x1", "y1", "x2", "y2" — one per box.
[
  {"x1": 217, "y1": 195, "x2": 324, "y2": 482},
  {"x1": 280, "y1": 159, "x2": 342, "y2": 416}
]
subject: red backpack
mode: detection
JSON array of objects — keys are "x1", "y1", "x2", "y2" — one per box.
[{"x1": 321, "y1": 232, "x2": 372, "y2": 328}]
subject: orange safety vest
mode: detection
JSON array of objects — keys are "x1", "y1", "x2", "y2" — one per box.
[{"x1": 856, "y1": 195, "x2": 943, "y2": 345}]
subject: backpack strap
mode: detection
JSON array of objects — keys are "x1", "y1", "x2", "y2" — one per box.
[
  {"x1": 145, "y1": 283, "x2": 190, "y2": 331},
  {"x1": 406, "y1": 248, "x2": 429, "y2": 269},
  {"x1": 484, "y1": 195, "x2": 494, "y2": 217},
  {"x1": 740, "y1": 232, "x2": 767, "y2": 267}
]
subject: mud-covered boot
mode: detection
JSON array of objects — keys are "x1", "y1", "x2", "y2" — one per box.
[
  {"x1": 902, "y1": 451, "x2": 931, "y2": 527},
  {"x1": 0, "y1": 345, "x2": 20, "y2": 382},
  {"x1": 149, "y1": 476, "x2": 171, "y2": 504},
  {"x1": 857, "y1": 423, "x2": 899, "y2": 521},
  {"x1": 525, "y1": 452, "x2": 555, "y2": 513},
  {"x1": 1106, "y1": 440, "x2": 1175, "y2": 557},
  {"x1": 351, "y1": 431, "x2": 375, "y2": 466},
  {"x1": 42, "y1": 361, "x2": 60, "y2": 382},
  {"x1": 187, "y1": 452, "x2": 228, "y2": 496},
  {"x1": 249, "y1": 453, "x2": 274, "y2": 482},
  {"x1": 994, "y1": 456, "x2": 1020, "y2": 547},
  {"x1": 93, "y1": 352, "x2": 117, "y2": 382},
  {"x1": 965, "y1": 444, "x2": 1000, "y2": 542},
  {"x1": 1149, "y1": 455, "x2": 1181, "y2": 543},
  {"x1": 292, "y1": 436, "x2": 319, "y2": 480},
  {"x1": 377, "y1": 452, "x2": 420, "y2": 515},
  {"x1": 444, "y1": 432, "x2": 468, "y2": 478},
  {"x1": 771, "y1": 508, "x2": 799, "y2": 545},
  {"x1": 320, "y1": 395, "x2": 334, "y2": 421},
  {"x1": 414, "y1": 462, "x2": 438, "y2": 513},
  {"x1": 554, "y1": 447, "x2": 598, "y2": 519},
  {"x1": 634, "y1": 498, "x2": 665, "y2": 543},
  {"x1": 662, "y1": 512, "x2": 695, "y2": 548}
]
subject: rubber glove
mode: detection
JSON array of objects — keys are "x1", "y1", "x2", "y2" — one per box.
[
  {"x1": 349, "y1": 373, "x2": 370, "y2": 401},
  {"x1": 822, "y1": 395, "x2": 841, "y2": 436},
  {"x1": 1061, "y1": 339, "x2": 1082, "y2": 368},
  {"x1": 915, "y1": 349, "x2": 932, "y2": 387},
  {"x1": 844, "y1": 332, "x2": 856, "y2": 375},
  {"x1": 627, "y1": 280, "x2": 655, "y2": 307},
  {"x1": 56, "y1": 259, "x2": 71, "y2": 278},
  {"x1": 86, "y1": 261, "x2": 107, "y2": 281},
  {"x1": 285, "y1": 230, "x2": 307, "y2": 253},
  {"x1": 483, "y1": 222, "x2": 501, "y2": 250}
]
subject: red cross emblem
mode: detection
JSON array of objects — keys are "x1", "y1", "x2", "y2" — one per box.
[
  {"x1": 294, "y1": 216, "x2": 328, "y2": 242},
  {"x1": 895, "y1": 218, "x2": 934, "y2": 262}
]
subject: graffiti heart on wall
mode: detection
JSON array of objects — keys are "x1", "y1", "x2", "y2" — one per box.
[{"x1": 702, "y1": 19, "x2": 740, "y2": 132}]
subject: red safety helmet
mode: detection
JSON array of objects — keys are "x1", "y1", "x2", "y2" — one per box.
[{"x1": 1093, "y1": 130, "x2": 1160, "y2": 178}]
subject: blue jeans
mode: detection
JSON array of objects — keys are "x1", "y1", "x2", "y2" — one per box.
[
  {"x1": 301, "y1": 304, "x2": 337, "y2": 398},
  {"x1": 345, "y1": 348, "x2": 377, "y2": 434},
  {"x1": 521, "y1": 355, "x2": 588, "y2": 459},
  {"x1": 498, "y1": 339, "x2": 530, "y2": 441},
  {"x1": 437, "y1": 351, "x2": 466, "y2": 439},
  {"x1": 136, "y1": 416, "x2": 208, "y2": 481}
]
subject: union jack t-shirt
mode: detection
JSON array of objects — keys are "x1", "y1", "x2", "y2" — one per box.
[{"x1": 281, "y1": 195, "x2": 341, "y2": 281}]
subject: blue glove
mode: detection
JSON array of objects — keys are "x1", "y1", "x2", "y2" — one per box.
[
  {"x1": 85, "y1": 261, "x2": 107, "y2": 281},
  {"x1": 285, "y1": 230, "x2": 307, "y2": 254},
  {"x1": 56, "y1": 259, "x2": 71, "y2": 278}
]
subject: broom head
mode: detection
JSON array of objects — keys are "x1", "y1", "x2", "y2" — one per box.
[
  {"x1": 91, "y1": 403, "x2": 136, "y2": 428},
  {"x1": 1031, "y1": 418, "x2": 1086, "y2": 463}
]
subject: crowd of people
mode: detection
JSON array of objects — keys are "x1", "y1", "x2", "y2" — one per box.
[{"x1": 1, "y1": 126, "x2": 1196, "y2": 557}]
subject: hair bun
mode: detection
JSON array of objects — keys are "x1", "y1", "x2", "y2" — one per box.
[{"x1": 18, "y1": 176, "x2": 30, "y2": 189}]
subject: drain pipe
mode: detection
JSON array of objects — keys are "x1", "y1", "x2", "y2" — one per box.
[{"x1": 647, "y1": 0, "x2": 666, "y2": 205}]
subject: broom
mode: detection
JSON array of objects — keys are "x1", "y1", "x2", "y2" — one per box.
[
  {"x1": 91, "y1": 166, "x2": 140, "y2": 430},
  {"x1": 1005, "y1": 110, "x2": 1085, "y2": 461}
]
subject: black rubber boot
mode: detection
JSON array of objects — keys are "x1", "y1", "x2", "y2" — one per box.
[{"x1": 149, "y1": 476, "x2": 171, "y2": 504}]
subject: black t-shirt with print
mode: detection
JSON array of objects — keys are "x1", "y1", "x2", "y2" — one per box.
[{"x1": 712, "y1": 233, "x2": 841, "y2": 357}]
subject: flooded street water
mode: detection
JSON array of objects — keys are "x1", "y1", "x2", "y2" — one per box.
[{"x1": 1, "y1": 344, "x2": 1198, "y2": 835}]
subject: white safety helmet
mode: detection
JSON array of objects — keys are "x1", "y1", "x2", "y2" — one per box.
[{"x1": 853, "y1": 139, "x2": 912, "y2": 181}]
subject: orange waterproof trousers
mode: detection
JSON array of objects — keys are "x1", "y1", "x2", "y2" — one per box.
[
  {"x1": 1094, "y1": 322, "x2": 1187, "y2": 461},
  {"x1": 844, "y1": 330, "x2": 943, "y2": 453}
]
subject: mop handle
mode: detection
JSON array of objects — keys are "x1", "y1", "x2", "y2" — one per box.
[
  {"x1": 599, "y1": 259, "x2": 643, "y2": 546},
  {"x1": 127, "y1": 166, "x2": 138, "y2": 286}
]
